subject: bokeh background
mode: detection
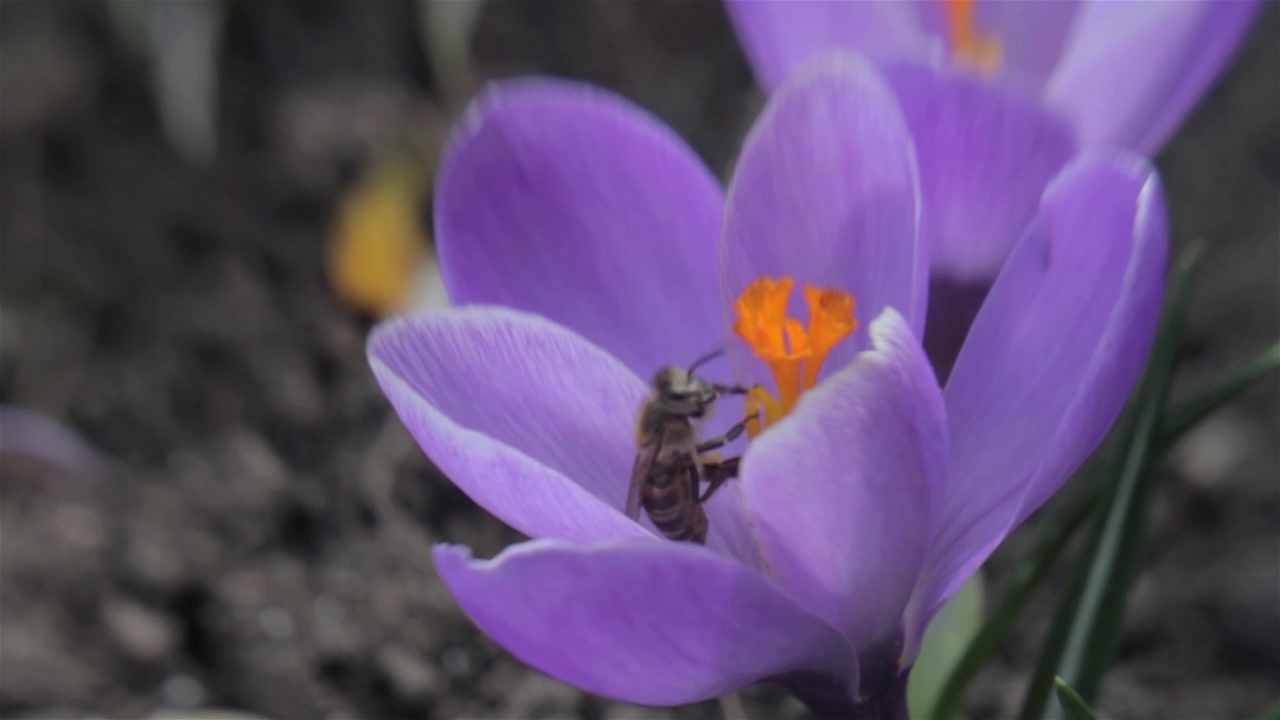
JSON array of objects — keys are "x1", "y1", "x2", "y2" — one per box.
[{"x1": 1, "y1": 2, "x2": 1276, "y2": 718}]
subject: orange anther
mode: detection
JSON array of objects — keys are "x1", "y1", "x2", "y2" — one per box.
[
  {"x1": 803, "y1": 285, "x2": 858, "y2": 389},
  {"x1": 942, "y1": 0, "x2": 1003, "y2": 76},
  {"x1": 732, "y1": 276, "x2": 857, "y2": 435}
]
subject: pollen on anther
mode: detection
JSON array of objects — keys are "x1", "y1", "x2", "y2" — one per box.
[
  {"x1": 942, "y1": 0, "x2": 1003, "y2": 76},
  {"x1": 732, "y1": 276, "x2": 858, "y2": 432},
  {"x1": 803, "y1": 285, "x2": 858, "y2": 388},
  {"x1": 733, "y1": 276, "x2": 795, "y2": 358}
]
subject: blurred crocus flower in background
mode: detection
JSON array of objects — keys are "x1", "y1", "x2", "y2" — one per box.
[
  {"x1": 728, "y1": 0, "x2": 1257, "y2": 377},
  {"x1": 327, "y1": 148, "x2": 444, "y2": 318},
  {"x1": 367, "y1": 54, "x2": 1166, "y2": 715},
  {"x1": 325, "y1": 0, "x2": 487, "y2": 318},
  {"x1": 0, "y1": 404, "x2": 114, "y2": 481},
  {"x1": 726, "y1": 0, "x2": 1261, "y2": 155}
]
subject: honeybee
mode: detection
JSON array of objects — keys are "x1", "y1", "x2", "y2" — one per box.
[{"x1": 624, "y1": 351, "x2": 755, "y2": 544}]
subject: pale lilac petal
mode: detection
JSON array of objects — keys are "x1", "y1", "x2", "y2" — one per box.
[
  {"x1": 1045, "y1": 0, "x2": 1263, "y2": 153},
  {"x1": 742, "y1": 309, "x2": 947, "y2": 655},
  {"x1": 368, "y1": 306, "x2": 654, "y2": 544},
  {"x1": 881, "y1": 61, "x2": 1075, "y2": 282},
  {"x1": 435, "y1": 78, "x2": 723, "y2": 379},
  {"x1": 368, "y1": 306, "x2": 764, "y2": 564},
  {"x1": 0, "y1": 405, "x2": 113, "y2": 480},
  {"x1": 435, "y1": 539, "x2": 860, "y2": 706},
  {"x1": 721, "y1": 53, "x2": 924, "y2": 389},
  {"x1": 725, "y1": 0, "x2": 929, "y2": 91},
  {"x1": 914, "y1": 1, "x2": 1082, "y2": 88},
  {"x1": 907, "y1": 152, "x2": 1168, "y2": 655}
]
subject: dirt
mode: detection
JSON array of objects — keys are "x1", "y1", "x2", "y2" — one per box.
[{"x1": 0, "y1": 2, "x2": 1275, "y2": 719}]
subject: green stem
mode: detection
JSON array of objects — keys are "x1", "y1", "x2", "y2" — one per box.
[
  {"x1": 1158, "y1": 340, "x2": 1280, "y2": 449},
  {"x1": 927, "y1": 487, "x2": 1098, "y2": 719}
]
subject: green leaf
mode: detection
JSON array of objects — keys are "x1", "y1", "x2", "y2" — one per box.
[
  {"x1": 417, "y1": 0, "x2": 483, "y2": 110},
  {"x1": 908, "y1": 573, "x2": 985, "y2": 719},
  {"x1": 1019, "y1": 243, "x2": 1202, "y2": 720},
  {"x1": 1053, "y1": 677, "x2": 1098, "y2": 720},
  {"x1": 1255, "y1": 696, "x2": 1280, "y2": 720},
  {"x1": 104, "y1": 0, "x2": 152, "y2": 54},
  {"x1": 1159, "y1": 340, "x2": 1280, "y2": 448},
  {"x1": 926, "y1": 487, "x2": 1098, "y2": 720}
]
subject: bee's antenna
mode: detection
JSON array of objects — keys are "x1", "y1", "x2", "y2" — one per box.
[{"x1": 687, "y1": 347, "x2": 726, "y2": 374}]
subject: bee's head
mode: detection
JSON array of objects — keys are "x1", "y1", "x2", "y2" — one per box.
[{"x1": 652, "y1": 366, "x2": 717, "y2": 416}]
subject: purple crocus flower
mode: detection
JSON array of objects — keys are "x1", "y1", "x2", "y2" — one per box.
[
  {"x1": 367, "y1": 54, "x2": 1166, "y2": 716},
  {"x1": 726, "y1": 0, "x2": 1261, "y2": 155}
]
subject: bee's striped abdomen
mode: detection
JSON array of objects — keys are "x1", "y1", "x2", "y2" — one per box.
[{"x1": 642, "y1": 461, "x2": 708, "y2": 544}]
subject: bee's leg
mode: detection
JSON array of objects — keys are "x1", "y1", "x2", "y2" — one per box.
[
  {"x1": 695, "y1": 415, "x2": 751, "y2": 454},
  {"x1": 698, "y1": 456, "x2": 740, "y2": 503},
  {"x1": 694, "y1": 410, "x2": 758, "y2": 504},
  {"x1": 711, "y1": 383, "x2": 752, "y2": 396}
]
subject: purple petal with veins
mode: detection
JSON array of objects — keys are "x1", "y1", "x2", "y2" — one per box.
[{"x1": 369, "y1": 52, "x2": 1168, "y2": 714}]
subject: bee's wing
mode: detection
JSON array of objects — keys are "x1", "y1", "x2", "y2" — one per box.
[{"x1": 625, "y1": 440, "x2": 660, "y2": 521}]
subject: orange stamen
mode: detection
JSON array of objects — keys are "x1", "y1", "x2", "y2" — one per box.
[
  {"x1": 732, "y1": 276, "x2": 858, "y2": 436},
  {"x1": 803, "y1": 285, "x2": 858, "y2": 389},
  {"x1": 942, "y1": 0, "x2": 1003, "y2": 76}
]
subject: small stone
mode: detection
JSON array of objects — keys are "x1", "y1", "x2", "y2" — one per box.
[
  {"x1": 166, "y1": 449, "x2": 217, "y2": 489},
  {"x1": 502, "y1": 672, "x2": 581, "y2": 719},
  {"x1": 52, "y1": 503, "x2": 104, "y2": 549},
  {"x1": 312, "y1": 595, "x2": 345, "y2": 625},
  {"x1": 603, "y1": 703, "x2": 660, "y2": 720},
  {"x1": 103, "y1": 598, "x2": 177, "y2": 660},
  {"x1": 126, "y1": 533, "x2": 187, "y2": 590},
  {"x1": 376, "y1": 643, "x2": 440, "y2": 699},
  {"x1": 220, "y1": 432, "x2": 289, "y2": 508},
  {"x1": 1117, "y1": 570, "x2": 1162, "y2": 639},
  {"x1": 440, "y1": 646, "x2": 471, "y2": 678},
  {"x1": 160, "y1": 674, "x2": 206, "y2": 708},
  {"x1": 257, "y1": 606, "x2": 295, "y2": 639},
  {"x1": 1170, "y1": 411, "x2": 1254, "y2": 489}
]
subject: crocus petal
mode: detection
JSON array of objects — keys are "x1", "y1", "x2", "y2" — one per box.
[
  {"x1": 721, "y1": 53, "x2": 924, "y2": 387},
  {"x1": 741, "y1": 308, "x2": 947, "y2": 655},
  {"x1": 1045, "y1": 0, "x2": 1263, "y2": 154},
  {"x1": 368, "y1": 306, "x2": 654, "y2": 544},
  {"x1": 724, "y1": 0, "x2": 929, "y2": 92},
  {"x1": 913, "y1": 1, "x2": 1082, "y2": 88},
  {"x1": 368, "y1": 306, "x2": 764, "y2": 565},
  {"x1": 435, "y1": 78, "x2": 724, "y2": 378},
  {"x1": 908, "y1": 152, "x2": 1168, "y2": 654},
  {"x1": 435, "y1": 539, "x2": 860, "y2": 706},
  {"x1": 881, "y1": 61, "x2": 1075, "y2": 283},
  {"x1": 0, "y1": 405, "x2": 113, "y2": 480}
]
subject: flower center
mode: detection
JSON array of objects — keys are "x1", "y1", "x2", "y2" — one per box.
[
  {"x1": 732, "y1": 276, "x2": 858, "y2": 436},
  {"x1": 942, "y1": 0, "x2": 1002, "y2": 76}
]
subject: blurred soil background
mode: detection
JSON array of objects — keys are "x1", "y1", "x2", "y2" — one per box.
[{"x1": 0, "y1": 2, "x2": 1276, "y2": 719}]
